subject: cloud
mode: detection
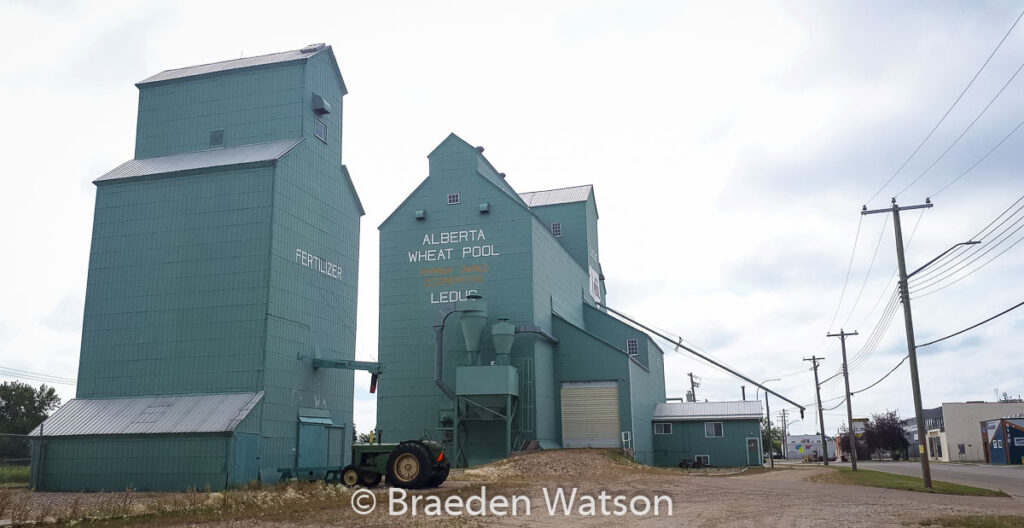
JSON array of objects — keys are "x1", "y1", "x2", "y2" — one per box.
[
  {"x1": 42, "y1": 295, "x2": 84, "y2": 334},
  {"x1": 1, "y1": 0, "x2": 1021, "y2": 436}
]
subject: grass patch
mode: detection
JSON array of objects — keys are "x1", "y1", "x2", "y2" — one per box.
[
  {"x1": 918, "y1": 515, "x2": 1024, "y2": 527},
  {"x1": 0, "y1": 466, "x2": 29, "y2": 486},
  {"x1": 812, "y1": 467, "x2": 1007, "y2": 497}
]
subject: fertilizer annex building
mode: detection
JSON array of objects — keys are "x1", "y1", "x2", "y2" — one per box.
[{"x1": 29, "y1": 44, "x2": 765, "y2": 491}]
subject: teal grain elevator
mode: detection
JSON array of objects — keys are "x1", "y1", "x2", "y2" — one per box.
[
  {"x1": 30, "y1": 44, "x2": 364, "y2": 491},
  {"x1": 377, "y1": 134, "x2": 667, "y2": 467}
]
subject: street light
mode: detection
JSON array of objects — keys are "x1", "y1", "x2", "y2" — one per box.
[
  {"x1": 757, "y1": 378, "x2": 781, "y2": 468},
  {"x1": 908, "y1": 240, "x2": 980, "y2": 279}
]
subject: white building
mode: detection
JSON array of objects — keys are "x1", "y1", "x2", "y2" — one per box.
[{"x1": 786, "y1": 434, "x2": 835, "y2": 460}]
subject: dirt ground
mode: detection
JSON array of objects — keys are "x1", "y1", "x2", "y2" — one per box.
[{"x1": 7, "y1": 450, "x2": 1024, "y2": 527}]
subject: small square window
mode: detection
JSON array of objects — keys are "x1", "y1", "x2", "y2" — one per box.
[
  {"x1": 654, "y1": 423, "x2": 672, "y2": 435},
  {"x1": 447, "y1": 193, "x2": 460, "y2": 205},
  {"x1": 314, "y1": 118, "x2": 328, "y2": 143},
  {"x1": 626, "y1": 338, "x2": 639, "y2": 356},
  {"x1": 209, "y1": 130, "x2": 224, "y2": 147},
  {"x1": 695, "y1": 455, "x2": 711, "y2": 465},
  {"x1": 551, "y1": 222, "x2": 562, "y2": 237},
  {"x1": 704, "y1": 422, "x2": 724, "y2": 438}
]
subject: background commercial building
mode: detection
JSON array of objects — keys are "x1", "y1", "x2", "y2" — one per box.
[
  {"x1": 651, "y1": 401, "x2": 763, "y2": 467},
  {"x1": 31, "y1": 44, "x2": 363, "y2": 490},
  {"x1": 786, "y1": 434, "x2": 835, "y2": 460},
  {"x1": 375, "y1": 134, "x2": 666, "y2": 466},
  {"x1": 904, "y1": 402, "x2": 1024, "y2": 462}
]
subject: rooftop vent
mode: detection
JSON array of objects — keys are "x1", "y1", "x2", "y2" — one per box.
[
  {"x1": 499, "y1": 172, "x2": 506, "y2": 179},
  {"x1": 312, "y1": 93, "x2": 331, "y2": 115},
  {"x1": 300, "y1": 43, "x2": 326, "y2": 54},
  {"x1": 475, "y1": 146, "x2": 485, "y2": 153}
]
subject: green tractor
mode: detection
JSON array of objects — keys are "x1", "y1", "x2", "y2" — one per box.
[{"x1": 340, "y1": 440, "x2": 450, "y2": 488}]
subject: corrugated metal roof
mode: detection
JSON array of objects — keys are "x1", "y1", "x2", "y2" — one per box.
[
  {"x1": 95, "y1": 138, "x2": 303, "y2": 183},
  {"x1": 31, "y1": 392, "x2": 263, "y2": 437},
  {"x1": 138, "y1": 44, "x2": 325, "y2": 85},
  {"x1": 652, "y1": 400, "x2": 763, "y2": 421},
  {"x1": 519, "y1": 185, "x2": 593, "y2": 207}
]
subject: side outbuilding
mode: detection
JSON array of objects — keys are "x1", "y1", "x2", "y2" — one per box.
[
  {"x1": 651, "y1": 400, "x2": 763, "y2": 468},
  {"x1": 982, "y1": 417, "x2": 1024, "y2": 465}
]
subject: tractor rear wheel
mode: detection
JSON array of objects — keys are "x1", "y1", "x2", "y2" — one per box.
[
  {"x1": 361, "y1": 471, "x2": 382, "y2": 487},
  {"x1": 386, "y1": 442, "x2": 431, "y2": 488},
  {"x1": 424, "y1": 462, "x2": 450, "y2": 487},
  {"x1": 341, "y1": 465, "x2": 361, "y2": 487}
]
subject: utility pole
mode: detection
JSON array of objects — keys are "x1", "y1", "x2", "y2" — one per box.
[
  {"x1": 828, "y1": 329, "x2": 859, "y2": 470},
  {"x1": 765, "y1": 393, "x2": 773, "y2": 468},
  {"x1": 804, "y1": 355, "x2": 829, "y2": 466},
  {"x1": 688, "y1": 372, "x2": 701, "y2": 402},
  {"x1": 862, "y1": 198, "x2": 934, "y2": 488},
  {"x1": 779, "y1": 410, "x2": 789, "y2": 459},
  {"x1": 741, "y1": 386, "x2": 746, "y2": 401}
]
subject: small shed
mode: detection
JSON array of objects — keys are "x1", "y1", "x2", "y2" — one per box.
[
  {"x1": 651, "y1": 400, "x2": 763, "y2": 468},
  {"x1": 30, "y1": 392, "x2": 263, "y2": 491},
  {"x1": 981, "y1": 417, "x2": 1024, "y2": 465}
]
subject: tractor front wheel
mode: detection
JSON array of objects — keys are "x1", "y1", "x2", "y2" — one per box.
[{"x1": 341, "y1": 465, "x2": 361, "y2": 487}]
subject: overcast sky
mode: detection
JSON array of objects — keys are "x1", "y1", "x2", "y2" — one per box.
[{"x1": 1, "y1": 0, "x2": 1022, "y2": 440}]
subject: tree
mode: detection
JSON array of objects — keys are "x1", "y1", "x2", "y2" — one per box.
[
  {"x1": 864, "y1": 410, "x2": 909, "y2": 460},
  {"x1": 761, "y1": 418, "x2": 782, "y2": 456},
  {"x1": 837, "y1": 427, "x2": 871, "y2": 461},
  {"x1": 0, "y1": 381, "x2": 61, "y2": 460}
]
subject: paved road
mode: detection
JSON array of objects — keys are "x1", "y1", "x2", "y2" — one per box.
[{"x1": 848, "y1": 461, "x2": 1024, "y2": 497}]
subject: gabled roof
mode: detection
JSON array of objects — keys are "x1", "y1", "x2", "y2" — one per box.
[
  {"x1": 137, "y1": 43, "x2": 347, "y2": 94},
  {"x1": 381, "y1": 133, "x2": 530, "y2": 228},
  {"x1": 95, "y1": 138, "x2": 303, "y2": 184},
  {"x1": 519, "y1": 184, "x2": 593, "y2": 207},
  {"x1": 653, "y1": 400, "x2": 762, "y2": 421},
  {"x1": 31, "y1": 392, "x2": 264, "y2": 436},
  {"x1": 339, "y1": 165, "x2": 365, "y2": 216},
  {"x1": 428, "y1": 133, "x2": 529, "y2": 208}
]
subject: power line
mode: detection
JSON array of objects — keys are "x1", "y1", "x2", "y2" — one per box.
[
  {"x1": 910, "y1": 194, "x2": 1024, "y2": 285},
  {"x1": 913, "y1": 234, "x2": 1024, "y2": 299},
  {"x1": 911, "y1": 211, "x2": 1024, "y2": 294},
  {"x1": 0, "y1": 366, "x2": 76, "y2": 384},
  {"x1": 917, "y1": 298, "x2": 1024, "y2": 348},
  {"x1": 818, "y1": 209, "x2": 924, "y2": 395},
  {"x1": 827, "y1": 216, "x2": 864, "y2": 334},
  {"x1": 852, "y1": 355, "x2": 909, "y2": 395},
  {"x1": 865, "y1": 6, "x2": 1024, "y2": 204},
  {"x1": 931, "y1": 115, "x2": 1024, "y2": 197},
  {"x1": 896, "y1": 59, "x2": 1024, "y2": 197},
  {"x1": 905, "y1": 194, "x2": 1024, "y2": 288},
  {"x1": 971, "y1": 194, "x2": 1024, "y2": 240},
  {"x1": 852, "y1": 209, "x2": 926, "y2": 332},
  {"x1": 841, "y1": 214, "x2": 889, "y2": 328},
  {"x1": 847, "y1": 290, "x2": 902, "y2": 372}
]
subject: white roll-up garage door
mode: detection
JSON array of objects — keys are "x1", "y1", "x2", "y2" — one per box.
[{"x1": 561, "y1": 381, "x2": 621, "y2": 448}]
